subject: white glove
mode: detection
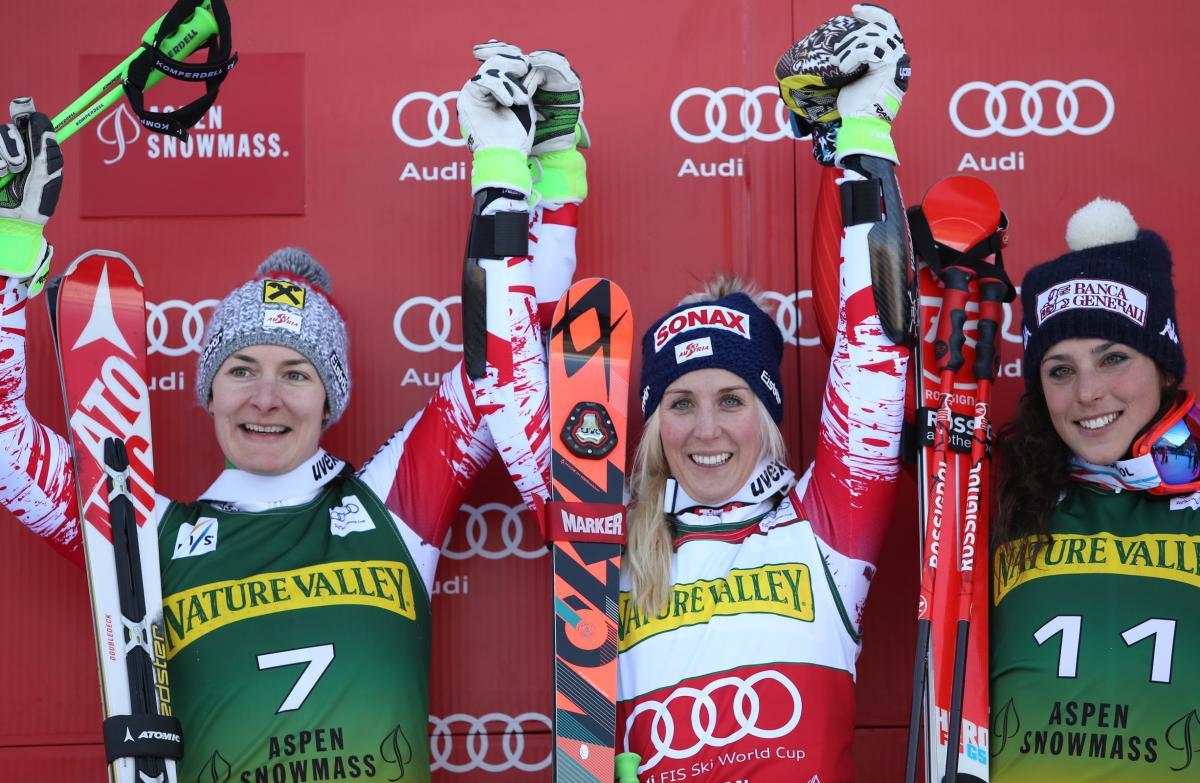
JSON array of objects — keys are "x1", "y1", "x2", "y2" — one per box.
[
  {"x1": 0, "y1": 97, "x2": 61, "y2": 295},
  {"x1": 833, "y1": 4, "x2": 909, "y2": 163},
  {"x1": 458, "y1": 46, "x2": 535, "y2": 195}
]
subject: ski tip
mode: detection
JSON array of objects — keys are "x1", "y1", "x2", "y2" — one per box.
[{"x1": 63, "y1": 249, "x2": 143, "y2": 286}]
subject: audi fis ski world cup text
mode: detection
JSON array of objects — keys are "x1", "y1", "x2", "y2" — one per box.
[
  {"x1": 950, "y1": 78, "x2": 1115, "y2": 173},
  {"x1": 623, "y1": 669, "x2": 806, "y2": 776}
]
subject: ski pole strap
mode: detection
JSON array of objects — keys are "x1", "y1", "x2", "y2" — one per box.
[
  {"x1": 103, "y1": 713, "x2": 184, "y2": 762},
  {"x1": 123, "y1": 0, "x2": 238, "y2": 139},
  {"x1": 973, "y1": 279, "x2": 1009, "y2": 383},
  {"x1": 838, "y1": 176, "x2": 883, "y2": 227},
  {"x1": 907, "y1": 205, "x2": 1015, "y2": 293},
  {"x1": 911, "y1": 406, "x2": 977, "y2": 455},
  {"x1": 544, "y1": 501, "x2": 626, "y2": 545},
  {"x1": 467, "y1": 205, "x2": 529, "y2": 259}
]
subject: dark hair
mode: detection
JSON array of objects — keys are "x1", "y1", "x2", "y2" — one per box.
[{"x1": 993, "y1": 387, "x2": 1071, "y2": 548}]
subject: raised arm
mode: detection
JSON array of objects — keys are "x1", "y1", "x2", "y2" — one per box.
[
  {"x1": 359, "y1": 45, "x2": 586, "y2": 547},
  {"x1": 0, "y1": 99, "x2": 81, "y2": 565},
  {"x1": 780, "y1": 6, "x2": 913, "y2": 568}
]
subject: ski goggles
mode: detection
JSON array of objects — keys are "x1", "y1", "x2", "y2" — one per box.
[{"x1": 1133, "y1": 390, "x2": 1200, "y2": 494}]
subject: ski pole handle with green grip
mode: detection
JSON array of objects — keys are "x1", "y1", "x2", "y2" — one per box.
[
  {"x1": 0, "y1": 0, "x2": 222, "y2": 190},
  {"x1": 615, "y1": 752, "x2": 641, "y2": 782}
]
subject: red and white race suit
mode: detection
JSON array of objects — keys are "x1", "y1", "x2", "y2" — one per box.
[
  {"x1": 616, "y1": 169, "x2": 909, "y2": 783},
  {"x1": 0, "y1": 203, "x2": 578, "y2": 581}
]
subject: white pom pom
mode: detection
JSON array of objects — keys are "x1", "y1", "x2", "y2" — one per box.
[{"x1": 1065, "y1": 198, "x2": 1139, "y2": 251}]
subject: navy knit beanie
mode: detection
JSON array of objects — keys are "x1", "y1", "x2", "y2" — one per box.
[
  {"x1": 639, "y1": 291, "x2": 785, "y2": 422},
  {"x1": 1022, "y1": 198, "x2": 1183, "y2": 388}
]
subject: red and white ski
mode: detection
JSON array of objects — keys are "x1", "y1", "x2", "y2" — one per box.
[
  {"x1": 906, "y1": 177, "x2": 1012, "y2": 783},
  {"x1": 47, "y1": 250, "x2": 179, "y2": 783},
  {"x1": 544, "y1": 278, "x2": 632, "y2": 783}
]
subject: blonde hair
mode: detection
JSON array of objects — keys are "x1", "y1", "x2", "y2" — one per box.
[{"x1": 625, "y1": 276, "x2": 787, "y2": 615}]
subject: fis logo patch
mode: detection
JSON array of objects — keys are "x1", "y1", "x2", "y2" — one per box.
[
  {"x1": 330, "y1": 497, "x2": 375, "y2": 537},
  {"x1": 263, "y1": 279, "x2": 306, "y2": 308},
  {"x1": 172, "y1": 517, "x2": 219, "y2": 559}
]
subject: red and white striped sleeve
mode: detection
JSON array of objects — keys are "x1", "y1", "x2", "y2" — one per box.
[
  {"x1": 359, "y1": 203, "x2": 577, "y2": 545},
  {"x1": 799, "y1": 166, "x2": 910, "y2": 570},
  {"x1": 0, "y1": 277, "x2": 83, "y2": 566}
]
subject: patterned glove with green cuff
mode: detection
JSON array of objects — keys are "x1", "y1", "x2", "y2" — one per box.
[{"x1": 776, "y1": 4, "x2": 909, "y2": 165}]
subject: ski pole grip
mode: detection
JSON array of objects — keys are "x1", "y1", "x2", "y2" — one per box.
[
  {"x1": 935, "y1": 267, "x2": 972, "y2": 374},
  {"x1": 615, "y1": 752, "x2": 642, "y2": 783},
  {"x1": 972, "y1": 279, "x2": 1007, "y2": 383},
  {"x1": 0, "y1": 1, "x2": 221, "y2": 189}
]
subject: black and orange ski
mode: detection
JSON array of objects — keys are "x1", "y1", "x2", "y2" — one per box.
[{"x1": 545, "y1": 278, "x2": 632, "y2": 783}]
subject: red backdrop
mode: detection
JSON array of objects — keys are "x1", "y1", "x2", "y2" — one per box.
[{"x1": 1, "y1": 1, "x2": 1195, "y2": 780}]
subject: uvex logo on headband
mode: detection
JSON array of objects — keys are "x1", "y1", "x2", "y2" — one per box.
[
  {"x1": 1035, "y1": 279, "x2": 1148, "y2": 327},
  {"x1": 654, "y1": 305, "x2": 750, "y2": 352}
]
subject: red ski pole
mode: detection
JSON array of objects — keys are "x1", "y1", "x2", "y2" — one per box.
[
  {"x1": 944, "y1": 261, "x2": 1011, "y2": 782},
  {"x1": 906, "y1": 260, "x2": 973, "y2": 783}
]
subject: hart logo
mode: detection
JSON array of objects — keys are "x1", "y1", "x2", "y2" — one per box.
[
  {"x1": 172, "y1": 517, "x2": 219, "y2": 559},
  {"x1": 674, "y1": 337, "x2": 713, "y2": 363},
  {"x1": 263, "y1": 279, "x2": 306, "y2": 308},
  {"x1": 653, "y1": 305, "x2": 749, "y2": 352},
  {"x1": 561, "y1": 511, "x2": 624, "y2": 537},
  {"x1": 330, "y1": 497, "x2": 375, "y2": 537},
  {"x1": 263, "y1": 309, "x2": 302, "y2": 334}
]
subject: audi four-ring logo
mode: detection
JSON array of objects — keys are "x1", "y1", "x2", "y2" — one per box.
[
  {"x1": 393, "y1": 295, "x2": 461, "y2": 353},
  {"x1": 670, "y1": 86, "x2": 791, "y2": 144},
  {"x1": 949, "y1": 79, "x2": 1115, "y2": 138},
  {"x1": 429, "y1": 712, "x2": 551, "y2": 773},
  {"x1": 442, "y1": 502, "x2": 546, "y2": 560},
  {"x1": 392, "y1": 91, "x2": 465, "y2": 148},
  {"x1": 762, "y1": 290, "x2": 821, "y2": 347},
  {"x1": 624, "y1": 669, "x2": 803, "y2": 772},
  {"x1": 145, "y1": 299, "x2": 219, "y2": 356}
]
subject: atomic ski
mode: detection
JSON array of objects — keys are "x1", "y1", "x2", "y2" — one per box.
[
  {"x1": 47, "y1": 250, "x2": 180, "y2": 783},
  {"x1": 545, "y1": 278, "x2": 632, "y2": 783},
  {"x1": 905, "y1": 176, "x2": 1012, "y2": 783}
]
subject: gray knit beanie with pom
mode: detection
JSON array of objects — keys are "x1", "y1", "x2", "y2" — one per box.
[{"x1": 196, "y1": 247, "x2": 351, "y2": 426}]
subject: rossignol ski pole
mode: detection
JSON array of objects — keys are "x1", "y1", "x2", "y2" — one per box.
[
  {"x1": 943, "y1": 227, "x2": 1014, "y2": 783},
  {"x1": 906, "y1": 252, "x2": 973, "y2": 783}
]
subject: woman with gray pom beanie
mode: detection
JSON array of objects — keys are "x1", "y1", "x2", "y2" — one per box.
[
  {"x1": 991, "y1": 199, "x2": 1200, "y2": 781},
  {"x1": 0, "y1": 44, "x2": 587, "y2": 783}
]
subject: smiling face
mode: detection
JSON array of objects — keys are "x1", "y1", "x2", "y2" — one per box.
[
  {"x1": 1039, "y1": 338, "x2": 1165, "y2": 465},
  {"x1": 208, "y1": 344, "x2": 327, "y2": 475},
  {"x1": 657, "y1": 367, "x2": 764, "y2": 505}
]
